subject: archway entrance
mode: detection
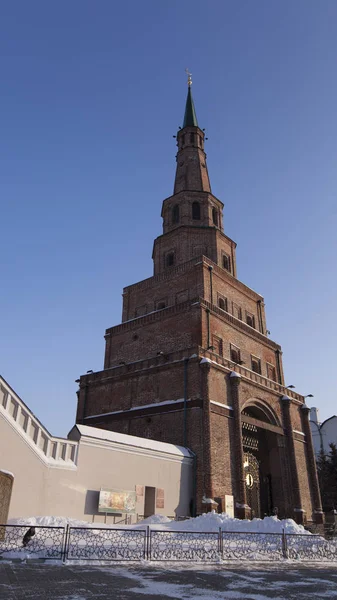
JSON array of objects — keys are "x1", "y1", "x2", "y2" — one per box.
[{"x1": 242, "y1": 402, "x2": 284, "y2": 519}]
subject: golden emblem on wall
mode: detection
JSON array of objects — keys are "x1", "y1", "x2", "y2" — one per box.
[{"x1": 245, "y1": 473, "x2": 254, "y2": 488}]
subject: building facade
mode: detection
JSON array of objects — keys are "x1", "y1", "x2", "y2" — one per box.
[
  {"x1": 310, "y1": 407, "x2": 337, "y2": 456},
  {"x1": 76, "y1": 80, "x2": 323, "y2": 524},
  {"x1": 0, "y1": 375, "x2": 193, "y2": 522}
]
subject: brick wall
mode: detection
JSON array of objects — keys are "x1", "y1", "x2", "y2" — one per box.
[{"x1": 105, "y1": 304, "x2": 201, "y2": 368}]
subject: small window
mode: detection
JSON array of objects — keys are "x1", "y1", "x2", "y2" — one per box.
[
  {"x1": 223, "y1": 253, "x2": 231, "y2": 272},
  {"x1": 166, "y1": 252, "x2": 175, "y2": 267},
  {"x1": 212, "y1": 208, "x2": 219, "y2": 226},
  {"x1": 233, "y1": 303, "x2": 242, "y2": 320},
  {"x1": 267, "y1": 363, "x2": 277, "y2": 382},
  {"x1": 251, "y1": 356, "x2": 261, "y2": 374},
  {"x1": 156, "y1": 301, "x2": 166, "y2": 310},
  {"x1": 190, "y1": 133, "x2": 195, "y2": 145},
  {"x1": 192, "y1": 202, "x2": 201, "y2": 220},
  {"x1": 218, "y1": 296, "x2": 227, "y2": 311},
  {"x1": 246, "y1": 312, "x2": 255, "y2": 329},
  {"x1": 230, "y1": 344, "x2": 241, "y2": 364},
  {"x1": 172, "y1": 204, "x2": 180, "y2": 224},
  {"x1": 213, "y1": 336, "x2": 223, "y2": 357}
]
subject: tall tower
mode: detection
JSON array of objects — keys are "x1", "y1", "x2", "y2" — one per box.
[{"x1": 76, "y1": 77, "x2": 323, "y2": 525}]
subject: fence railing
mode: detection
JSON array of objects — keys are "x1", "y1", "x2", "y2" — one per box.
[
  {"x1": 1, "y1": 524, "x2": 337, "y2": 563},
  {"x1": 65, "y1": 526, "x2": 146, "y2": 561},
  {"x1": 0, "y1": 524, "x2": 65, "y2": 561}
]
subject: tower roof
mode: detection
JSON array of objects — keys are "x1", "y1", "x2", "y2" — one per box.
[{"x1": 183, "y1": 86, "x2": 198, "y2": 128}]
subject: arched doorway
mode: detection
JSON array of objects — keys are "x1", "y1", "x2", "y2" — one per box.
[
  {"x1": 241, "y1": 401, "x2": 284, "y2": 518},
  {"x1": 0, "y1": 470, "x2": 14, "y2": 536}
]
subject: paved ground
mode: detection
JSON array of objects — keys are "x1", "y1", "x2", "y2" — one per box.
[{"x1": 1, "y1": 562, "x2": 337, "y2": 599}]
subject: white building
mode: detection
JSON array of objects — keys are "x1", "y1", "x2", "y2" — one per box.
[
  {"x1": 0, "y1": 375, "x2": 193, "y2": 524},
  {"x1": 309, "y1": 407, "x2": 337, "y2": 455}
]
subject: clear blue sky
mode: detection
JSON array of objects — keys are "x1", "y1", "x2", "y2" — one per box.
[{"x1": 1, "y1": 1, "x2": 336, "y2": 436}]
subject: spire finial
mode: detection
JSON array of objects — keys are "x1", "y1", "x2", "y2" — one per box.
[{"x1": 185, "y1": 67, "x2": 192, "y2": 86}]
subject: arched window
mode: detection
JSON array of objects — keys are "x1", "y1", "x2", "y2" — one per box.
[
  {"x1": 192, "y1": 202, "x2": 201, "y2": 220},
  {"x1": 172, "y1": 204, "x2": 180, "y2": 224},
  {"x1": 218, "y1": 297, "x2": 226, "y2": 311},
  {"x1": 212, "y1": 208, "x2": 218, "y2": 226}
]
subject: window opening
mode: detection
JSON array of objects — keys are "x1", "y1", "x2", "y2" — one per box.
[
  {"x1": 166, "y1": 253, "x2": 175, "y2": 267},
  {"x1": 213, "y1": 336, "x2": 223, "y2": 357},
  {"x1": 251, "y1": 356, "x2": 261, "y2": 374},
  {"x1": 246, "y1": 313, "x2": 255, "y2": 328},
  {"x1": 172, "y1": 204, "x2": 180, "y2": 224},
  {"x1": 223, "y1": 254, "x2": 231, "y2": 272},
  {"x1": 192, "y1": 202, "x2": 201, "y2": 220},
  {"x1": 230, "y1": 344, "x2": 241, "y2": 364},
  {"x1": 212, "y1": 208, "x2": 219, "y2": 226},
  {"x1": 218, "y1": 296, "x2": 227, "y2": 311}
]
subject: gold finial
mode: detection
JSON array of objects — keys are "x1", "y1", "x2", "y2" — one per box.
[{"x1": 185, "y1": 67, "x2": 192, "y2": 86}]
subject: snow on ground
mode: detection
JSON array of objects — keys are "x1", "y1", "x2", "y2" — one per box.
[{"x1": 8, "y1": 512, "x2": 310, "y2": 534}]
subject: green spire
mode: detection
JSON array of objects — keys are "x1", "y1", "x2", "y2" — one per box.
[{"x1": 183, "y1": 86, "x2": 198, "y2": 128}]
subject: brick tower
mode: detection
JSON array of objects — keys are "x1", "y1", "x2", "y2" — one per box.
[{"x1": 76, "y1": 76, "x2": 323, "y2": 524}]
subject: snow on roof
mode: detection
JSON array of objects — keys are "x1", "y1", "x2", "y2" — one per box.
[
  {"x1": 84, "y1": 398, "x2": 188, "y2": 420},
  {"x1": 0, "y1": 469, "x2": 14, "y2": 478},
  {"x1": 76, "y1": 424, "x2": 192, "y2": 458}
]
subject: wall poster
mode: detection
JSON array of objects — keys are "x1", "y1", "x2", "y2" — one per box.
[{"x1": 98, "y1": 488, "x2": 136, "y2": 514}]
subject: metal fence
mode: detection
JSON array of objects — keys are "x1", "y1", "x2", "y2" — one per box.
[
  {"x1": 286, "y1": 534, "x2": 337, "y2": 561},
  {"x1": 65, "y1": 526, "x2": 146, "y2": 561},
  {"x1": 0, "y1": 523, "x2": 337, "y2": 563},
  {"x1": 0, "y1": 524, "x2": 65, "y2": 561},
  {"x1": 221, "y1": 531, "x2": 285, "y2": 561},
  {"x1": 149, "y1": 530, "x2": 220, "y2": 561}
]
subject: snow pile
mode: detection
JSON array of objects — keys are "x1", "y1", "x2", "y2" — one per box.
[
  {"x1": 8, "y1": 515, "x2": 91, "y2": 528},
  {"x1": 8, "y1": 512, "x2": 310, "y2": 535},
  {"x1": 135, "y1": 513, "x2": 310, "y2": 535},
  {"x1": 136, "y1": 514, "x2": 171, "y2": 526}
]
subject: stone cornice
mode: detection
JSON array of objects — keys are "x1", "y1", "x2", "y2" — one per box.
[
  {"x1": 160, "y1": 190, "x2": 225, "y2": 212},
  {"x1": 83, "y1": 398, "x2": 203, "y2": 424},
  {"x1": 202, "y1": 256, "x2": 263, "y2": 301},
  {"x1": 123, "y1": 256, "x2": 202, "y2": 295},
  {"x1": 106, "y1": 298, "x2": 200, "y2": 336},
  {"x1": 153, "y1": 226, "x2": 236, "y2": 249},
  {"x1": 80, "y1": 349, "x2": 200, "y2": 386},
  {"x1": 200, "y1": 298, "x2": 280, "y2": 351},
  {"x1": 199, "y1": 348, "x2": 305, "y2": 404}
]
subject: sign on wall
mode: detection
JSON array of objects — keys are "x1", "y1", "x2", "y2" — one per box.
[
  {"x1": 224, "y1": 495, "x2": 234, "y2": 518},
  {"x1": 98, "y1": 488, "x2": 136, "y2": 514}
]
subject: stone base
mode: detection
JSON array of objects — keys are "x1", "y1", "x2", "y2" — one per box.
[
  {"x1": 314, "y1": 510, "x2": 325, "y2": 525},
  {"x1": 236, "y1": 505, "x2": 252, "y2": 520},
  {"x1": 201, "y1": 501, "x2": 218, "y2": 513},
  {"x1": 293, "y1": 509, "x2": 306, "y2": 525}
]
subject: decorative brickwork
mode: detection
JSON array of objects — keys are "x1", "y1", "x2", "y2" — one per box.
[{"x1": 76, "y1": 82, "x2": 321, "y2": 523}]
